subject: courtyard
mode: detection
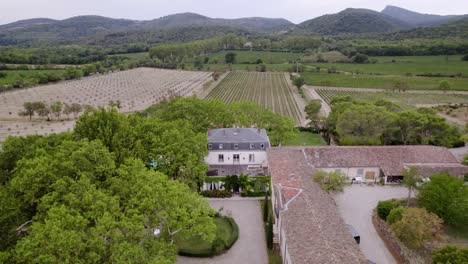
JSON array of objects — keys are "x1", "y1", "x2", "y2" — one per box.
[
  {"x1": 334, "y1": 184, "x2": 408, "y2": 264},
  {"x1": 177, "y1": 199, "x2": 268, "y2": 264}
]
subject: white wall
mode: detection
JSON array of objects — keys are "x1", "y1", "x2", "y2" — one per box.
[
  {"x1": 319, "y1": 167, "x2": 381, "y2": 183},
  {"x1": 205, "y1": 150, "x2": 267, "y2": 166}
]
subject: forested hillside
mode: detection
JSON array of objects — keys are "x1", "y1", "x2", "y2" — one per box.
[{"x1": 296, "y1": 8, "x2": 412, "y2": 35}]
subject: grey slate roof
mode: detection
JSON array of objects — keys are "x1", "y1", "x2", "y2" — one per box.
[{"x1": 207, "y1": 128, "x2": 269, "y2": 143}]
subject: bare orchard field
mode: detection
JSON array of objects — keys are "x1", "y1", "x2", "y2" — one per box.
[{"x1": 0, "y1": 68, "x2": 212, "y2": 141}]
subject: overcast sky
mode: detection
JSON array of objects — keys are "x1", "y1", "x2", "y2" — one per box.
[{"x1": 1, "y1": 0, "x2": 467, "y2": 25}]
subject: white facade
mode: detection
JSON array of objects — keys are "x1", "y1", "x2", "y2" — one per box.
[
  {"x1": 319, "y1": 167, "x2": 382, "y2": 183},
  {"x1": 204, "y1": 150, "x2": 268, "y2": 166}
]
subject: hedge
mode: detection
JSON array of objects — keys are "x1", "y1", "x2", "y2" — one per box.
[
  {"x1": 200, "y1": 190, "x2": 232, "y2": 198},
  {"x1": 377, "y1": 199, "x2": 402, "y2": 221},
  {"x1": 178, "y1": 216, "x2": 239, "y2": 257}
]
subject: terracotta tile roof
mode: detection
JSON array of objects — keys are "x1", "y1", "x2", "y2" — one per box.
[
  {"x1": 304, "y1": 145, "x2": 461, "y2": 176},
  {"x1": 268, "y1": 147, "x2": 367, "y2": 264}
]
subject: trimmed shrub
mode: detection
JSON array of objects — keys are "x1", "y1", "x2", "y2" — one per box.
[
  {"x1": 432, "y1": 245, "x2": 468, "y2": 264},
  {"x1": 241, "y1": 191, "x2": 268, "y2": 197},
  {"x1": 200, "y1": 190, "x2": 232, "y2": 198},
  {"x1": 224, "y1": 217, "x2": 239, "y2": 250},
  {"x1": 387, "y1": 206, "x2": 406, "y2": 225},
  {"x1": 377, "y1": 199, "x2": 401, "y2": 221}
]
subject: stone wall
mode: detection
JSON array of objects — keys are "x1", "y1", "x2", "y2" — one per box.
[{"x1": 372, "y1": 210, "x2": 407, "y2": 264}]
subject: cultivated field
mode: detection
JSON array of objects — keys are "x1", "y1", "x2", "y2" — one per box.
[
  {"x1": 196, "y1": 50, "x2": 304, "y2": 64},
  {"x1": 307, "y1": 55, "x2": 468, "y2": 76},
  {"x1": 0, "y1": 68, "x2": 212, "y2": 141},
  {"x1": 314, "y1": 87, "x2": 468, "y2": 109},
  {"x1": 205, "y1": 72, "x2": 305, "y2": 124},
  {"x1": 303, "y1": 72, "x2": 468, "y2": 91}
]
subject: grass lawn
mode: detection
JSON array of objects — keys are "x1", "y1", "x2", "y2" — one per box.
[
  {"x1": 176, "y1": 216, "x2": 238, "y2": 256},
  {"x1": 303, "y1": 72, "x2": 468, "y2": 91},
  {"x1": 306, "y1": 55, "x2": 468, "y2": 76},
  {"x1": 284, "y1": 132, "x2": 326, "y2": 146},
  {"x1": 315, "y1": 88, "x2": 468, "y2": 108}
]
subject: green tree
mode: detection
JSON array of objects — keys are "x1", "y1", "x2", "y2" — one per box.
[
  {"x1": 50, "y1": 101, "x2": 63, "y2": 120},
  {"x1": 417, "y1": 174, "x2": 468, "y2": 227},
  {"x1": 462, "y1": 54, "x2": 468, "y2": 61},
  {"x1": 312, "y1": 170, "x2": 349, "y2": 192},
  {"x1": 432, "y1": 245, "x2": 468, "y2": 264},
  {"x1": 18, "y1": 102, "x2": 35, "y2": 120},
  {"x1": 225, "y1": 52, "x2": 237, "y2": 64},
  {"x1": 304, "y1": 100, "x2": 322, "y2": 129},
  {"x1": 32, "y1": 101, "x2": 51, "y2": 121},
  {"x1": 292, "y1": 76, "x2": 305, "y2": 90},
  {"x1": 439, "y1": 80, "x2": 451, "y2": 92},
  {"x1": 391, "y1": 207, "x2": 443, "y2": 249},
  {"x1": 402, "y1": 167, "x2": 420, "y2": 206},
  {"x1": 387, "y1": 206, "x2": 406, "y2": 225},
  {"x1": 335, "y1": 104, "x2": 395, "y2": 145},
  {"x1": 352, "y1": 53, "x2": 369, "y2": 63}
]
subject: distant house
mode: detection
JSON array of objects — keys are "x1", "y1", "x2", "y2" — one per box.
[{"x1": 304, "y1": 146, "x2": 467, "y2": 183}]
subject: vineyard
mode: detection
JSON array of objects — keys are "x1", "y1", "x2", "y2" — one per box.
[
  {"x1": 205, "y1": 72, "x2": 304, "y2": 124},
  {"x1": 0, "y1": 68, "x2": 212, "y2": 141},
  {"x1": 315, "y1": 87, "x2": 468, "y2": 108}
]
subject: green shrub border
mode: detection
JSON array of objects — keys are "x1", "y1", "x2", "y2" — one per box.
[{"x1": 177, "y1": 216, "x2": 239, "y2": 258}]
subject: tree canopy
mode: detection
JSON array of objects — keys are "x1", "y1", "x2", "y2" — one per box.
[
  {"x1": 327, "y1": 97, "x2": 463, "y2": 147},
  {"x1": 0, "y1": 107, "x2": 217, "y2": 263}
]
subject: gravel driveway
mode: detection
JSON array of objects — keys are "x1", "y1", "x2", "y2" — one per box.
[
  {"x1": 334, "y1": 185, "x2": 407, "y2": 264},
  {"x1": 177, "y1": 199, "x2": 268, "y2": 264}
]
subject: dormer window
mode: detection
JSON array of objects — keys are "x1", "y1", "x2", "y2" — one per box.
[
  {"x1": 260, "y1": 144, "x2": 265, "y2": 149},
  {"x1": 219, "y1": 144, "x2": 223, "y2": 150},
  {"x1": 208, "y1": 144, "x2": 212, "y2": 150},
  {"x1": 250, "y1": 143, "x2": 254, "y2": 149},
  {"x1": 234, "y1": 144, "x2": 239, "y2": 150}
]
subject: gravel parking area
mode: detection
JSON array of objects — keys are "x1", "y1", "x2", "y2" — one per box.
[
  {"x1": 177, "y1": 199, "x2": 268, "y2": 264},
  {"x1": 334, "y1": 185, "x2": 407, "y2": 264}
]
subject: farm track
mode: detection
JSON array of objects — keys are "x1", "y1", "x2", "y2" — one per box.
[
  {"x1": 0, "y1": 68, "x2": 212, "y2": 142},
  {"x1": 309, "y1": 86, "x2": 468, "y2": 95},
  {"x1": 205, "y1": 72, "x2": 305, "y2": 125}
]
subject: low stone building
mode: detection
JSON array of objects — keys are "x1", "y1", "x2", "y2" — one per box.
[{"x1": 268, "y1": 145, "x2": 467, "y2": 264}]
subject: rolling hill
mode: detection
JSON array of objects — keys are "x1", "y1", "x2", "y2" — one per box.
[
  {"x1": 295, "y1": 8, "x2": 412, "y2": 35},
  {"x1": 381, "y1": 5, "x2": 465, "y2": 27},
  {"x1": 0, "y1": 6, "x2": 466, "y2": 47}
]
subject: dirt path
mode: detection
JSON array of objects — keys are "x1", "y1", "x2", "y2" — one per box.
[
  {"x1": 284, "y1": 73, "x2": 308, "y2": 127},
  {"x1": 309, "y1": 86, "x2": 468, "y2": 95},
  {"x1": 305, "y1": 86, "x2": 331, "y2": 116}
]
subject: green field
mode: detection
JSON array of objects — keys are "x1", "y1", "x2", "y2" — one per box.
[
  {"x1": 307, "y1": 55, "x2": 468, "y2": 76},
  {"x1": 0, "y1": 69, "x2": 67, "y2": 86},
  {"x1": 284, "y1": 132, "x2": 326, "y2": 146},
  {"x1": 205, "y1": 72, "x2": 304, "y2": 124},
  {"x1": 188, "y1": 63, "x2": 295, "y2": 72},
  {"x1": 108, "y1": 52, "x2": 150, "y2": 60},
  {"x1": 195, "y1": 50, "x2": 304, "y2": 64},
  {"x1": 315, "y1": 88, "x2": 468, "y2": 108},
  {"x1": 303, "y1": 72, "x2": 468, "y2": 91}
]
